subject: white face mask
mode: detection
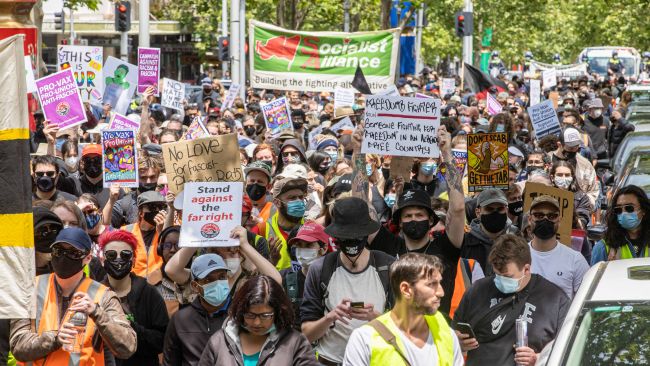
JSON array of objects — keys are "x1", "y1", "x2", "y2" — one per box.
[
  {"x1": 591, "y1": 109, "x2": 602, "y2": 118},
  {"x1": 554, "y1": 176, "x2": 573, "y2": 190},
  {"x1": 65, "y1": 156, "x2": 79, "y2": 171},
  {"x1": 225, "y1": 257, "x2": 241, "y2": 276},
  {"x1": 295, "y1": 248, "x2": 319, "y2": 267}
]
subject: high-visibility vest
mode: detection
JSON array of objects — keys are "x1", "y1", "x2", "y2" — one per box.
[
  {"x1": 366, "y1": 311, "x2": 455, "y2": 366},
  {"x1": 258, "y1": 201, "x2": 274, "y2": 224},
  {"x1": 124, "y1": 223, "x2": 163, "y2": 280},
  {"x1": 604, "y1": 239, "x2": 650, "y2": 261},
  {"x1": 18, "y1": 274, "x2": 108, "y2": 366},
  {"x1": 258, "y1": 212, "x2": 302, "y2": 270},
  {"x1": 450, "y1": 258, "x2": 475, "y2": 319}
]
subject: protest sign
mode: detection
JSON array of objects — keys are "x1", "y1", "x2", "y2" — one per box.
[
  {"x1": 452, "y1": 148, "x2": 468, "y2": 174},
  {"x1": 108, "y1": 113, "x2": 140, "y2": 130},
  {"x1": 222, "y1": 82, "x2": 241, "y2": 110},
  {"x1": 101, "y1": 129, "x2": 138, "y2": 188},
  {"x1": 542, "y1": 69, "x2": 557, "y2": 89},
  {"x1": 57, "y1": 45, "x2": 103, "y2": 102},
  {"x1": 441, "y1": 78, "x2": 455, "y2": 96},
  {"x1": 35, "y1": 68, "x2": 87, "y2": 130},
  {"x1": 334, "y1": 87, "x2": 355, "y2": 112},
  {"x1": 161, "y1": 78, "x2": 185, "y2": 111},
  {"x1": 467, "y1": 133, "x2": 509, "y2": 192},
  {"x1": 261, "y1": 97, "x2": 293, "y2": 136},
  {"x1": 529, "y1": 79, "x2": 541, "y2": 106},
  {"x1": 549, "y1": 91, "x2": 559, "y2": 109},
  {"x1": 180, "y1": 182, "x2": 243, "y2": 247},
  {"x1": 24, "y1": 56, "x2": 36, "y2": 93},
  {"x1": 98, "y1": 56, "x2": 137, "y2": 115},
  {"x1": 415, "y1": 93, "x2": 433, "y2": 99},
  {"x1": 530, "y1": 61, "x2": 588, "y2": 79},
  {"x1": 487, "y1": 93, "x2": 503, "y2": 115},
  {"x1": 182, "y1": 117, "x2": 209, "y2": 141},
  {"x1": 330, "y1": 116, "x2": 355, "y2": 133},
  {"x1": 250, "y1": 20, "x2": 399, "y2": 92},
  {"x1": 362, "y1": 95, "x2": 441, "y2": 158},
  {"x1": 308, "y1": 125, "x2": 324, "y2": 150},
  {"x1": 137, "y1": 47, "x2": 161, "y2": 95},
  {"x1": 527, "y1": 100, "x2": 561, "y2": 139},
  {"x1": 389, "y1": 156, "x2": 413, "y2": 179},
  {"x1": 376, "y1": 85, "x2": 400, "y2": 96},
  {"x1": 523, "y1": 182, "x2": 574, "y2": 245},
  {"x1": 162, "y1": 134, "x2": 244, "y2": 194}
]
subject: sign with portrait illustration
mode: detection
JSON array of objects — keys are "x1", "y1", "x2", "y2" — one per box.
[
  {"x1": 95, "y1": 56, "x2": 138, "y2": 115},
  {"x1": 101, "y1": 129, "x2": 138, "y2": 188},
  {"x1": 467, "y1": 133, "x2": 509, "y2": 192}
]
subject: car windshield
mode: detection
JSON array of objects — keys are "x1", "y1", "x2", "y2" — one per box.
[
  {"x1": 613, "y1": 136, "x2": 650, "y2": 173},
  {"x1": 563, "y1": 302, "x2": 650, "y2": 365},
  {"x1": 587, "y1": 57, "x2": 636, "y2": 76}
]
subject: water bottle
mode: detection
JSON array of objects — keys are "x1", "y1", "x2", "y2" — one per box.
[
  {"x1": 62, "y1": 311, "x2": 87, "y2": 354},
  {"x1": 515, "y1": 318, "x2": 528, "y2": 366}
]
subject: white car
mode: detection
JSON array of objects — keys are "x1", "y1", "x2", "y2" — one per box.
[{"x1": 537, "y1": 258, "x2": 650, "y2": 365}]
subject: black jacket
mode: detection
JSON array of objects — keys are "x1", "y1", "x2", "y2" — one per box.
[
  {"x1": 404, "y1": 175, "x2": 448, "y2": 198},
  {"x1": 608, "y1": 118, "x2": 635, "y2": 157},
  {"x1": 460, "y1": 219, "x2": 519, "y2": 276},
  {"x1": 582, "y1": 115, "x2": 611, "y2": 159},
  {"x1": 163, "y1": 297, "x2": 229, "y2": 366}
]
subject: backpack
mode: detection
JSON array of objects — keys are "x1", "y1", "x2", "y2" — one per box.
[
  {"x1": 285, "y1": 271, "x2": 302, "y2": 307},
  {"x1": 319, "y1": 250, "x2": 394, "y2": 312}
]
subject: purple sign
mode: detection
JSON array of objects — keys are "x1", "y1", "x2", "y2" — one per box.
[
  {"x1": 35, "y1": 68, "x2": 87, "y2": 130},
  {"x1": 109, "y1": 113, "x2": 140, "y2": 130},
  {"x1": 137, "y1": 47, "x2": 161, "y2": 95}
]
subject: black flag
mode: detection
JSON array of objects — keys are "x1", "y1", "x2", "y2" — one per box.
[
  {"x1": 352, "y1": 65, "x2": 372, "y2": 95},
  {"x1": 463, "y1": 63, "x2": 507, "y2": 94}
]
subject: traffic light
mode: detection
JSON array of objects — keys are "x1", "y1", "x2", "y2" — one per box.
[
  {"x1": 455, "y1": 11, "x2": 473, "y2": 37},
  {"x1": 115, "y1": 1, "x2": 131, "y2": 32},
  {"x1": 54, "y1": 11, "x2": 65, "y2": 33},
  {"x1": 218, "y1": 36, "x2": 230, "y2": 61}
]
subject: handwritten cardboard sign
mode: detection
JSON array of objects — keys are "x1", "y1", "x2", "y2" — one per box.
[
  {"x1": 467, "y1": 133, "x2": 509, "y2": 192},
  {"x1": 389, "y1": 156, "x2": 413, "y2": 179},
  {"x1": 57, "y1": 45, "x2": 103, "y2": 101},
  {"x1": 527, "y1": 100, "x2": 561, "y2": 139},
  {"x1": 101, "y1": 129, "x2": 138, "y2": 188},
  {"x1": 523, "y1": 182, "x2": 574, "y2": 245},
  {"x1": 334, "y1": 87, "x2": 355, "y2": 113},
  {"x1": 161, "y1": 78, "x2": 185, "y2": 111}
]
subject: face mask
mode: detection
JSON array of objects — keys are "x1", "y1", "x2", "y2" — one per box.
[
  {"x1": 384, "y1": 193, "x2": 396, "y2": 208},
  {"x1": 143, "y1": 210, "x2": 159, "y2": 226},
  {"x1": 480, "y1": 211, "x2": 507, "y2": 233},
  {"x1": 402, "y1": 220, "x2": 431, "y2": 240},
  {"x1": 55, "y1": 138, "x2": 66, "y2": 152},
  {"x1": 65, "y1": 156, "x2": 79, "y2": 171},
  {"x1": 35, "y1": 176, "x2": 55, "y2": 193},
  {"x1": 85, "y1": 213, "x2": 101, "y2": 230},
  {"x1": 260, "y1": 160, "x2": 273, "y2": 169},
  {"x1": 618, "y1": 212, "x2": 641, "y2": 230},
  {"x1": 495, "y1": 124, "x2": 505, "y2": 132},
  {"x1": 554, "y1": 176, "x2": 573, "y2": 190},
  {"x1": 246, "y1": 184, "x2": 267, "y2": 201},
  {"x1": 526, "y1": 165, "x2": 544, "y2": 174},
  {"x1": 84, "y1": 162, "x2": 102, "y2": 179},
  {"x1": 225, "y1": 257, "x2": 241, "y2": 275},
  {"x1": 201, "y1": 279, "x2": 230, "y2": 306},
  {"x1": 563, "y1": 151, "x2": 577, "y2": 160},
  {"x1": 532, "y1": 219, "x2": 557, "y2": 240},
  {"x1": 591, "y1": 109, "x2": 602, "y2": 118},
  {"x1": 325, "y1": 151, "x2": 338, "y2": 163},
  {"x1": 103, "y1": 259, "x2": 132, "y2": 280},
  {"x1": 494, "y1": 274, "x2": 523, "y2": 294},
  {"x1": 292, "y1": 121, "x2": 304, "y2": 130},
  {"x1": 420, "y1": 162, "x2": 437, "y2": 176},
  {"x1": 365, "y1": 163, "x2": 373, "y2": 177},
  {"x1": 138, "y1": 182, "x2": 157, "y2": 193},
  {"x1": 460, "y1": 116, "x2": 472, "y2": 124},
  {"x1": 564, "y1": 104, "x2": 574, "y2": 110},
  {"x1": 508, "y1": 201, "x2": 523, "y2": 216},
  {"x1": 51, "y1": 255, "x2": 84, "y2": 279},
  {"x1": 285, "y1": 200, "x2": 306, "y2": 218},
  {"x1": 282, "y1": 155, "x2": 300, "y2": 165},
  {"x1": 295, "y1": 248, "x2": 319, "y2": 267},
  {"x1": 338, "y1": 238, "x2": 366, "y2": 257},
  {"x1": 244, "y1": 126, "x2": 256, "y2": 137}
]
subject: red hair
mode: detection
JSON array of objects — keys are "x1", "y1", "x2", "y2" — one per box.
[{"x1": 98, "y1": 230, "x2": 138, "y2": 253}]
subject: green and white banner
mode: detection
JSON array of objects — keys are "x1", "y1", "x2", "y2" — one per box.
[{"x1": 249, "y1": 20, "x2": 400, "y2": 92}]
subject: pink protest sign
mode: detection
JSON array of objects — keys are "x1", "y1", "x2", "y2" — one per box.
[
  {"x1": 35, "y1": 68, "x2": 87, "y2": 130},
  {"x1": 137, "y1": 47, "x2": 161, "y2": 95},
  {"x1": 108, "y1": 113, "x2": 140, "y2": 130}
]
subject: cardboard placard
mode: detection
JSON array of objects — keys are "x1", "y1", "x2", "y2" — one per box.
[
  {"x1": 527, "y1": 100, "x2": 561, "y2": 139},
  {"x1": 334, "y1": 87, "x2": 355, "y2": 112},
  {"x1": 162, "y1": 134, "x2": 244, "y2": 194},
  {"x1": 35, "y1": 68, "x2": 87, "y2": 130},
  {"x1": 137, "y1": 47, "x2": 161, "y2": 95},
  {"x1": 108, "y1": 113, "x2": 140, "y2": 130},
  {"x1": 57, "y1": 45, "x2": 103, "y2": 101},
  {"x1": 161, "y1": 78, "x2": 185, "y2": 111},
  {"x1": 542, "y1": 69, "x2": 557, "y2": 89},
  {"x1": 467, "y1": 133, "x2": 509, "y2": 192},
  {"x1": 222, "y1": 82, "x2": 241, "y2": 110},
  {"x1": 523, "y1": 182, "x2": 574, "y2": 246},
  {"x1": 389, "y1": 156, "x2": 413, "y2": 179},
  {"x1": 441, "y1": 78, "x2": 455, "y2": 97},
  {"x1": 101, "y1": 129, "x2": 138, "y2": 188},
  {"x1": 362, "y1": 95, "x2": 441, "y2": 158},
  {"x1": 180, "y1": 182, "x2": 243, "y2": 247},
  {"x1": 261, "y1": 97, "x2": 293, "y2": 136},
  {"x1": 529, "y1": 79, "x2": 541, "y2": 106},
  {"x1": 330, "y1": 116, "x2": 355, "y2": 133}
]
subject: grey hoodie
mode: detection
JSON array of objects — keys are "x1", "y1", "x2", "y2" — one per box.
[{"x1": 461, "y1": 218, "x2": 519, "y2": 276}]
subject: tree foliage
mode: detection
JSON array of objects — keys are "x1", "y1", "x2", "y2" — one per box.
[{"x1": 61, "y1": 0, "x2": 101, "y2": 11}]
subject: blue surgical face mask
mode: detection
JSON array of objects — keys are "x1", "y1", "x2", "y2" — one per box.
[
  {"x1": 286, "y1": 199, "x2": 306, "y2": 218},
  {"x1": 495, "y1": 124, "x2": 506, "y2": 133},
  {"x1": 55, "y1": 137, "x2": 66, "y2": 152},
  {"x1": 384, "y1": 193, "x2": 396, "y2": 208},
  {"x1": 365, "y1": 163, "x2": 373, "y2": 177},
  {"x1": 618, "y1": 212, "x2": 641, "y2": 230},
  {"x1": 420, "y1": 162, "x2": 437, "y2": 176},
  {"x1": 325, "y1": 151, "x2": 338, "y2": 164},
  {"x1": 494, "y1": 274, "x2": 524, "y2": 294},
  {"x1": 201, "y1": 279, "x2": 230, "y2": 306}
]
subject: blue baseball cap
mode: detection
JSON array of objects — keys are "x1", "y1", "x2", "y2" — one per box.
[
  {"x1": 191, "y1": 254, "x2": 228, "y2": 280},
  {"x1": 52, "y1": 227, "x2": 92, "y2": 252}
]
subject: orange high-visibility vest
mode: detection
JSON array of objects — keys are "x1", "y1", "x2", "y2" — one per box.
[
  {"x1": 18, "y1": 274, "x2": 107, "y2": 366},
  {"x1": 124, "y1": 223, "x2": 163, "y2": 279},
  {"x1": 450, "y1": 258, "x2": 475, "y2": 319}
]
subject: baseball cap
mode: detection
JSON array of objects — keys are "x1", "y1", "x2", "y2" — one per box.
[
  {"x1": 82, "y1": 144, "x2": 102, "y2": 157},
  {"x1": 508, "y1": 146, "x2": 524, "y2": 158},
  {"x1": 562, "y1": 127, "x2": 582, "y2": 148},
  {"x1": 142, "y1": 143, "x2": 163, "y2": 156},
  {"x1": 288, "y1": 222, "x2": 331, "y2": 247},
  {"x1": 332, "y1": 173, "x2": 352, "y2": 197},
  {"x1": 201, "y1": 77, "x2": 213, "y2": 87},
  {"x1": 244, "y1": 161, "x2": 272, "y2": 182},
  {"x1": 272, "y1": 176, "x2": 308, "y2": 199},
  {"x1": 476, "y1": 188, "x2": 508, "y2": 207},
  {"x1": 137, "y1": 191, "x2": 166, "y2": 208},
  {"x1": 52, "y1": 227, "x2": 92, "y2": 252},
  {"x1": 191, "y1": 253, "x2": 228, "y2": 279},
  {"x1": 530, "y1": 195, "x2": 560, "y2": 212},
  {"x1": 279, "y1": 164, "x2": 308, "y2": 180},
  {"x1": 392, "y1": 189, "x2": 437, "y2": 225}
]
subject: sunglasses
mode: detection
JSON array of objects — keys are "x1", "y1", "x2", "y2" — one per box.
[
  {"x1": 243, "y1": 312, "x2": 274, "y2": 320},
  {"x1": 531, "y1": 212, "x2": 560, "y2": 221},
  {"x1": 104, "y1": 249, "x2": 134, "y2": 261},
  {"x1": 282, "y1": 151, "x2": 300, "y2": 158},
  {"x1": 614, "y1": 204, "x2": 638, "y2": 215},
  {"x1": 35, "y1": 171, "x2": 56, "y2": 178},
  {"x1": 52, "y1": 246, "x2": 88, "y2": 260}
]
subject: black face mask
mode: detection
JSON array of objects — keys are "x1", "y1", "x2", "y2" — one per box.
[
  {"x1": 480, "y1": 211, "x2": 508, "y2": 233},
  {"x1": 260, "y1": 160, "x2": 273, "y2": 169},
  {"x1": 293, "y1": 121, "x2": 304, "y2": 130},
  {"x1": 316, "y1": 165, "x2": 329, "y2": 175},
  {"x1": 246, "y1": 183, "x2": 267, "y2": 201},
  {"x1": 533, "y1": 219, "x2": 557, "y2": 240},
  {"x1": 51, "y1": 255, "x2": 84, "y2": 279},
  {"x1": 402, "y1": 220, "x2": 431, "y2": 240},
  {"x1": 244, "y1": 126, "x2": 256, "y2": 137},
  {"x1": 563, "y1": 150, "x2": 577, "y2": 160},
  {"x1": 508, "y1": 201, "x2": 524, "y2": 216},
  {"x1": 36, "y1": 176, "x2": 55, "y2": 192},
  {"x1": 84, "y1": 163, "x2": 102, "y2": 179},
  {"x1": 138, "y1": 182, "x2": 157, "y2": 193},
  {"x1": 104, "y1": 259, "x2": 133, "y2": 280},
  {"x1": 338, "y1": 237, "x2": 367, "y2": 258},
  {"x1": 143, "y1": 211, "x2": 159, "y2": 226}
]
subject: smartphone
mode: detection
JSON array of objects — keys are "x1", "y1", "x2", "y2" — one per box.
[
  {"x1": 454, "y1": 322, "x2": 477, "y2": 339},
  {"x1": 350, "y1": 302, "x2": 365, "y2": 309}
]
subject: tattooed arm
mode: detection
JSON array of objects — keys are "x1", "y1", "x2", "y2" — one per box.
[{"x1": 439, "y1": 126, "x2": 466, "y2": 249}]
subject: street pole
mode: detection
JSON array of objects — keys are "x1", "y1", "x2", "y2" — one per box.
[
  {"x1": 221, "y1": 0, "x2": 229, "y2": 77},
  {"x1": 230, "y1": 0, "x2": 240, "y2": 88},
  {"x1": 462, "y1": 0, "x2": 473, "y2": 66},
  {"x1": 343, "y1": 0, "x2": 350, "y2": 32},
  {"x1": 69, "y1": 8, "x2": 74, "y2": 45},
  {"x1": 414, "y1": 3, "x2": 423, "y2": 73},
  {"x1": 120, "y1": 32, "x2": 128, "y2": 61},
  {"x1": 239, "y1": 0, "x2": 245, "y2": 99},
  {"x1": 139, "y1": 0, "x2": 150, "y2": 47}
]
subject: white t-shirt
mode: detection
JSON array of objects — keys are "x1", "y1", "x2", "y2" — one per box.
[
  {"x1": 529, "y1": 241, "x2": 590, "y2": 298},
  {"x1": 342, "y1": 316, "x2": 464, "y2": 366}
]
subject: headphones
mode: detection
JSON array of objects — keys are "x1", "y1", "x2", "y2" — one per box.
[{"x1": 157, "y1": 225, "x2": 181, "y2": 257}]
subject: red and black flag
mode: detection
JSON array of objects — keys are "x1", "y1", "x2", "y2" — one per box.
[{"x1": 463, "y1": 63, "x2": 507, "y2": 100}]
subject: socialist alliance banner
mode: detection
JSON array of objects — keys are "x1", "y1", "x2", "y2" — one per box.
[{"x1": 249, "y1": 20, "x2": 399, "y2": 92}]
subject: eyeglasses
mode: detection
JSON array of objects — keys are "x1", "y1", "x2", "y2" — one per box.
[
  {"x1": 161, "y1": 241, "x2": 178, "y2": 251},
  {"x1": 531, "y1": 212, "x2": 560, "y2": 221},
  {"x1": 35, "y1": 171, "x2": 56, "y2": 178},
  {"x1": 243, "y1": 312, "x2": 274, "y2": 320},
  {"x1": 52, "y1": 246, "x2": 88, "y2": 260},
  {"x1": 104, "y1": 249, "x2": 134, "y2": 261},
  {"x1": 614, "y1": 204, "x2": 638, "y2": 215}
]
